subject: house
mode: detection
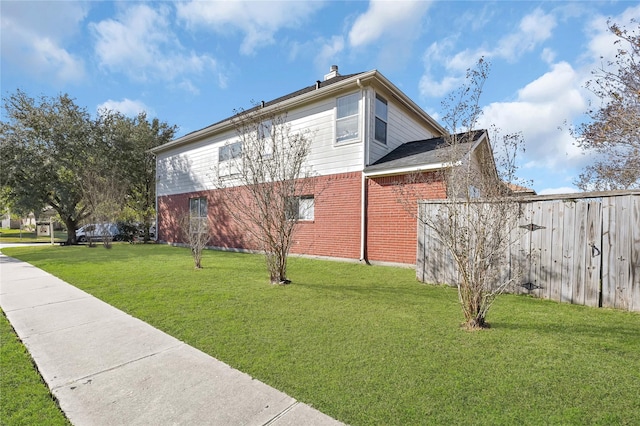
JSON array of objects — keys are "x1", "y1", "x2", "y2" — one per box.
[{"x1": 152, "y1": 66, "x2": 497, "y2": 265}]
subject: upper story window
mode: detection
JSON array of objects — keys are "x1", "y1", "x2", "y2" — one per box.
[
  {"x1": 219, "y1": 141, "x2": 242, "y2": 162},
  {"x1": 336, "y1": 93, "x2": 359, "y2": 143},
  {"x1": 258, "y1": 121, "x2": 273, "y2": 159},
  {"x1": 375, "y1": 94, "x2": 388, "y2": 145},
  {"x1": 218, "y1": 141, "x2": 242, "y2": 177}
]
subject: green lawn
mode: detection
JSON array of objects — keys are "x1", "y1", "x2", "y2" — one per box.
[
  {"x1": 2, "y1": 244, "x2": 639, "y2": 425},
  {"x1": 0, "y1": 310, "x2": 70, "y2": 425},
  {"x1": 0, "y1": 227, "x2": 67, "y2": 243}
]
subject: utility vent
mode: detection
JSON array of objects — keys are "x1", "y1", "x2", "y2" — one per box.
[{"x1": 324, "y1": 65, "x2": 340, "y2": 81}]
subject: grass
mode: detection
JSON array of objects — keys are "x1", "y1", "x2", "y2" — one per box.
[
  {"x1": 0, "y1": 227, "x2": 67, "y2": 243},
  {"x1": 2, "y1": 244, "x2": 640, "y2": 425},
  {"x1": 0, "y1": 310, "x2": 70, "y2": 425}
]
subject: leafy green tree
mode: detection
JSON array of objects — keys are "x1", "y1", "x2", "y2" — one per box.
[
  {"x1": 1, "y1": 90, "x2": 92, "y2": 244},
  {"x1": 124, "y1": 112, "x2": 177, "y2": 241}
]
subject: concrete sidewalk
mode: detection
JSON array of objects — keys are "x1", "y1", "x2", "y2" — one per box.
[{"x1": 0, "y1": 254, "x2": 343, "y2": 425}]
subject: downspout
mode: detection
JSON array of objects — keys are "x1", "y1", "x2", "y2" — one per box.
[
  {"x1": 154, "y1": 158, "x2": 159, "y2": 242},
  {"x1": 357, "y1": 78, "x2": 369, "y2": 263}
]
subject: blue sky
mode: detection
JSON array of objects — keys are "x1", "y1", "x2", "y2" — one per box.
[{"x1": 2, "y1": 1, "x2": 639, "y2": 194}]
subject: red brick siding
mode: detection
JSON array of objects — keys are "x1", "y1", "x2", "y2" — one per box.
[
  {"x1": 157, "y1": 172, "x2": 362, "y2": 259},
  {"x1": 292, "y1": 173, "x2": 361, "y2": 259},
  {"x1": 366, "y1": 172, "x2": 446, "y2": 264}
]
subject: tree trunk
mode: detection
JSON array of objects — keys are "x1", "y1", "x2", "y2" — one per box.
[{"x1": 63, "y1": 216, "x2": 78, "y2": 245}]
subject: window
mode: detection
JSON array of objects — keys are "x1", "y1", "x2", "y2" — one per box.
[
  {"x1": 219, "y1": 141, "x2": 242, "y2": 162},
  {"x1": 189, "y1": 197, "x2": 208, "y2": 232},
  {"x1": 287, "y1": 196, "x2": 314, "y2": 221},
  {"x1": 336, "y1": 93, "x2": 359, "y2": 143},
  {"x1": 375, "y1": 94, "x2": 388, "y2": 144},
  {"x1": 218, "y1": 141, "x2": 242, "y2": 176},
  {"x1": 258, "y1": 121, "x2": 273, "y2": 159},
  {"x1": 258, "y1": 120, "x2": 272, "y2": 141}
]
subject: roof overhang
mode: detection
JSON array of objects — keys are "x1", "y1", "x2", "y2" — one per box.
[
  {"x1": 364, "y1": 130, "x2": 488, "y2": 178},
  {"x1": 363, "y1": 161, "x2": 458, "y2": 178}
]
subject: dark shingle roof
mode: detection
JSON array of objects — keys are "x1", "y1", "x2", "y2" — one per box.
[{"x1": 363, "y1": 130, "x2": 485, "y2": 174}]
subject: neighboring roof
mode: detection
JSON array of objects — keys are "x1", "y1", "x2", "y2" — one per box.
[
  {"x1": 506, "y1": 182, "x2": 537, "y2": 195},
  {"x1": 152, "y1": 68, "x2": 447, "y2": 154},
  {"x1": 363, "y1": 130, "x2": 486, "y2": 176}
]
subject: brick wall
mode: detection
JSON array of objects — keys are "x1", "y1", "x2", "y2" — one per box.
[
  {"x1": 157, "y1": 172, "x2": 362, "y2": 259},
  {"x1": 366, "y1": 172, "x2": 446, "y2": 264}
]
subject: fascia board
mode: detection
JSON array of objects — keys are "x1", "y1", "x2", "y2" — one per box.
[{"x1": 364, "y1": 161, "x2": 459, "y2": 178}]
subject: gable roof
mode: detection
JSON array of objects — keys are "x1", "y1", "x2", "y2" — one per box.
[
  {"x1": 152, "y1": 69, "x2": 447, "y2": 154},
  {"x1": 363, "y1": 130, "x2": 487, "y2": 177}
]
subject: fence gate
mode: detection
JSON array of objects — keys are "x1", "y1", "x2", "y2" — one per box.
[{"x1": 417, "y1": 192, "x2": 640, "y2": 312}]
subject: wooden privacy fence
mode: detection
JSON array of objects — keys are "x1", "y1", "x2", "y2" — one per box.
[{"x1": 417, "y1": 191, "x2": 640, "y2": 312}]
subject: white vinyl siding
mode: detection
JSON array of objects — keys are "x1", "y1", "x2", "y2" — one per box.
[{"x1": 154, "y1": 85, "x2": 440, "y2": 197}]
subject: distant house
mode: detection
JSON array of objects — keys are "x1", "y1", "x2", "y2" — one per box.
[{"x1": 152, "y1": 66, "x2": 498, "y2": 265}]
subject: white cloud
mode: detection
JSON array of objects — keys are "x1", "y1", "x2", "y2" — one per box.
[
  {"x1": 479, "y1": 62, "x2": 587, "y2": 172},
  {"x1": 316, "y1": 36, "x2": 345, "y2": 69},
  {"x1": 97, "y1": 98, "x2": 151, "y2": 117},
  {"x1": 348, "y1": 0, "x2": 432, "y2": 47},
  {"x1": 176, "y1": 1, "x2": 323, "y2": 55},
  {"x1": 90, "y1": 4, "x2": 219, "y2": 86},
  {"x1": 491, "y1": 8, "x2": 555, "y2": 63},
  {"x1": 0, "y1": 1, "x2": 87, "y2": 84},
  {"x1": 419, "y1": 8, "x2": 557, "y2": 98},
  {"x1": 584, "y1": 4, "x2": 640, "y2": 66},
  {"x1": 419, "y1": 74, "x2": 462, "y2": 98},
  {"x1": 541, "y1": 47, "x2": 556, "y2": 64}
]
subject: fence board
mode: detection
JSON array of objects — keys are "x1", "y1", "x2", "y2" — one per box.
[
  {"x1": 550, "y1": 202, "x2": 564, "y2": 303},
  {"x1": 517, "y1": 203, "x2": 533, "y2": 295},
  {"x1": 573, "y1": 201, "x2": 588, "y2": 306},
  {"x1": 631, "y1": 196, "x2": 640, "y2": 311},
  {"x1": 614, "y1": 196, "x2": 631, "y2": 310},
  {"x1": 601, "y1": 197, "x2": 616, "y2": 308},
  {"x1": 529, "y1": 202, "x2": 544, "y2": 298},
  {"x1": 561, "y1": 202, "x2": 576, "y2": 303},
  {"x1": 538, "y1": 202, "x2": 554, "y2": 300},
  {"x1": 584, "y1": 201, "x2": 602, "y2": 308}
]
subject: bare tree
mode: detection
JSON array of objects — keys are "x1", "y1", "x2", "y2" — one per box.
[
  {"x1": 399, "y1": 58, "x2": 528, "y2": 329},
  {"x1": 575, "y1": 20, "x2": 640, "y2": 190},
  {"x1": 211, "y1": 106, "x2": 314, "y2": 284},
  {"x1": 80, "y1": 168, "x2": 125, "y2": 248},
  {"x1": 179, "y1": 209, "x2": 210, "y2": 269}
]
